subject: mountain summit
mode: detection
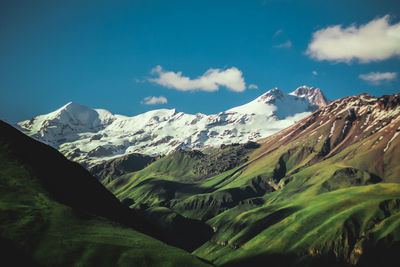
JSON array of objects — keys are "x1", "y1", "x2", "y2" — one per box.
[
  {"x1": 228, "y1": 86, "x2": 327, "y2": 118},
  {"x1": 290, "y1": 85, "x2": 329, "y2": 107},
  {"x1": 17, "y1": 86, "x2": 327, "y2": 166}
]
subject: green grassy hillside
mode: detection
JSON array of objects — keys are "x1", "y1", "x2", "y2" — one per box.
[
  {"x1": 195, "y1": 184, "x2": 400, "y2": 266},
  {"x1": 107, "y1": 94, "x2": 400, "y2": 266}
]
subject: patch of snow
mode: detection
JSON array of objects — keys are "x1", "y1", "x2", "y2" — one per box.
[
  {"x1": 384, "y1": 132, "x2": 399, "y2": 153},
  {"x1": 329, "y1": 121, "x2": 336, "y2": 138}
]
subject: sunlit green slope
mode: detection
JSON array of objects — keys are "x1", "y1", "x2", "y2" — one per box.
[
  {"x1": 195, "y1": 184, "x2": 400, "y2": 266},
  {"x1": 107, "y1": 93, "x2": 400, "y2": 266}
]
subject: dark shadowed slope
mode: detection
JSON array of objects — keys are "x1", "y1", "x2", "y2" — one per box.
[
  {"x1": 0, "y1": 120, "x2": 152, "y2": 233},
  {"x1": 0, "y1": 120, "x2": 211, "y2": 267}
]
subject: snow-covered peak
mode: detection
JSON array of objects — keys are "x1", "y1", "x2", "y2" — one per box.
[
  {"x1": 17, "y1": 102, "x2": 116, "y2": 145},
  {"x1": 136, "y1": 108, "x2": 178, "y2": 121},
  {"x1": 54, "y1": 102, "x2": 100, "y2": 127},
  {"x1": 227, "y1": 86, "x2": 326, "y2": 118},
  {"x1": 289, "y1": 86, "x2": 328, "y2": 107},
  {"x1": 256, "y1": 87, "x2": 285, "y2": 103},
  {"x1": 52, "y1": 102, "x2": 115, "y2": 125},
  {"x1": 60, "y1": 101, "x2": 85, "y2": 110},
  {"x1": 17, "y1": 86, "x2": 329, "y2": 166}
]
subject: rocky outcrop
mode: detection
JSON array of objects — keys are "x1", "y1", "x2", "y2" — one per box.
[
  {"x1": 88, "y1": 153, "x2": 155, "y2": 183},
  {"x1": 192, "y1": 142, "x2": 259, "y2": 177}
]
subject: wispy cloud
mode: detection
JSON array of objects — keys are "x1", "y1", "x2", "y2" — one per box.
[
  {"x1": 274, "y1": 40, "x2": 292, "y2": 48},
  {"x1": 312, "y1": 70, "x2": 318, "y2": 76},
  {"x1": 149, "y1": 65, "x2": 246, "y2": 92},
  {"x1": 359, "y1": 72, "x2": 397, "y2": 84},
  {"x1": 141, "y1": 96, "x2": 168, "y2": 105},
  {"x1": 273, "y1": 29, "x2": 283, "y2": 37},
  {"x1": 248, "y1": 84, "x2": 259, "y2": 89},
  {"x1": 306, "y1": 15, "x2": 400, "y2": 63},
  {"x1": 135, "y1": 78, "x2": 146, "y2": 83}
]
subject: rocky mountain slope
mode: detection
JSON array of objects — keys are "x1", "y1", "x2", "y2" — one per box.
[
  {"x1": 17, "y1": 86, "x2": 327, "y2": 167},
  {"x1": 88, "y1": 153, "x2": 157, "y2": 183},
  {"x1": 106, "y1": 92, "x2": 400, "y2": 266}
]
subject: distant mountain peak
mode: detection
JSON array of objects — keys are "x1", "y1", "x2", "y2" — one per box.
[
  {"x1": 257, "y1": 87, "x2": 285, "y2": 103},
  {"x1": 49, "y1": 102, "x2": 101, "y2": 128},
  {"x1": 289, "y1": 85, "x2": 328, "y2": 108},
  {"x1": 269, "y1": 87, "x2": 283, "y2": 94},
  {"x1": 60, "y1": 101, "x2": 88, "y2": 110},
  {"x1": 290, "y1": 85, "x2": 321, "y2": 97}
]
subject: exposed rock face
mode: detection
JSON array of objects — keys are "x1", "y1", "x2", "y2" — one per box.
[
  {"x1": 88, "y1": 153, "x2": 156, "y2": 183},
  {"x1": 290, "y1": 86, "x2": 329, "y2": 108},
  {"x1": 192, "y1": 142, "x2": 260, "y2": 177},
  {"x1": 87, "y1": 146, "x2": 118, "y2": 158}
]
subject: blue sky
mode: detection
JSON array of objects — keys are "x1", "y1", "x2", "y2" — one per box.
[{"x1": 1, "y1": 0, "x2": 399, "y2": 123}]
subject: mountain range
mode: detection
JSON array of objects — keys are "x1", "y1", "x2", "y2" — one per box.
[
  {"x1": 17, "y1": 86, "x2": 328, "y2": 166},
  {"x1": 2, "y1": 90, "x2": 400, "y2": 267}
]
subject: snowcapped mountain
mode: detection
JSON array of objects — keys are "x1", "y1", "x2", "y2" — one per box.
[
  {"x1": 17, "y1": 86, "x2": 328, "y2": 166},
  {"x1": 228, "y1": 86, "x2": 327, "y2": 118}
]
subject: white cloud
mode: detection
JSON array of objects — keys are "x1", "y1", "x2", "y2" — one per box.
[
  {"x1": 359, "y1": 72, "x2": 397, "y2": 84},
  {"x1": 149, "y1": 65, "x2": 246, "y2": 92},
  {"x1": 248, "y1": 84, "x2": 259, "y2": 89},
  {"x1": 274, "y1": 40, "x2": 292, "y2": 48},
  {"x1": 141, "y1": 96, "x2": 168, "y2": 105},
  {"x1": 306, "y1": 15, "x2": 400, "y2": 63},
  {"x1": 312, "y1": 70, "x2": 318, "y2": 76}
]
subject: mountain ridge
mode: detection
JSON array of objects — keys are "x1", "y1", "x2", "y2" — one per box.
[{"x1": 17, "y1": 86, "x2": 328, "y2": 166}]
